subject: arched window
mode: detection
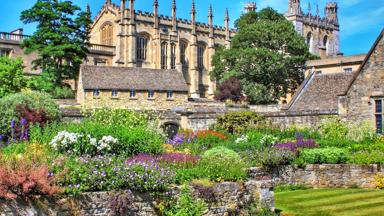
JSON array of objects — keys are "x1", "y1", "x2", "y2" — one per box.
[
  {"x1": 100, "y1": 23, "x2": 113, "y2": 46},
  {"x1": 180, "y1": 42, "x2": 187, "y2": 66},
  {"x1": 306, "y1": 32, "x2": 312, "y2": 45},
  {"x1": 137, "y1": 35, "x2": 148, "y2": 61},
  {"x1": 198, "y1": 44, "x2": 205, "y2": 70},
  {"x1": 170, "y1": 43, "x2": 176, "y2": 69},
  {"x1": 161, "y1": 42, "x2": 168, "y2": 69},
  {"x1": 323, "y1": 35, "x2": 328, "y2": 47}
]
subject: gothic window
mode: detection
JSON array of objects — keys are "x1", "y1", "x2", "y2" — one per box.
[
  {"x1": 170, "y1": 43, "x2": 176, "y2": 69},
  {"x1": 306, "y1": 32, "x2": 312, "y2": 46},
  {"x1": 323, "y1": 35, "x2": 328, "y2": 47},
  {"x1": 161, "y1": 42, "x2": 168, "y2": 69},
  {"x1": 137, "y1": 36, "x2": 148, "y2": 61},
  {"x1": 180, "y1": 42, "x2": 187, "y2": 66},
  {"x1": 198, "y1": 44, "x2": 205, "y2": 70},
  {"x1": 100, "y1": 24, "x2": 113, "y2": 46},
  {"x1": 375, "y1": 99, "x2": 383, "y2": 134}
]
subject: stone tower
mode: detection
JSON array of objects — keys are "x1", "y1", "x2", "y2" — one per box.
[
  {"x1": 244, "y1": 2, "x2": 257, "y2": 13},
  {"x1": 285, "y1": 0, "x2": 340, "y2": 58}
]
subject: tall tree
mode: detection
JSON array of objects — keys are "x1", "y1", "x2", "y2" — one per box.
[
  {"x1": 20, "y1": 0, "x2": 92, "y2": 85},
  {"x1": 211, "y1": 8, "x2": 315, "y2": 104},
  {"x1": 0, "y1": 57, "x2": 26, "y2": 98}
]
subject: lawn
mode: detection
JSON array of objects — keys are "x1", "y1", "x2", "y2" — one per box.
[{"x1": 275, "y1": 189, "x2": 384, "y2": 216}]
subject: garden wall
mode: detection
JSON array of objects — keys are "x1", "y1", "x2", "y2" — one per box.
[
  {"x1": 250, "y1": 164, "x2": 383, "y2": 189},
  {"x1": 0, "y1": 180, "x2": 274, "y2": 216}
]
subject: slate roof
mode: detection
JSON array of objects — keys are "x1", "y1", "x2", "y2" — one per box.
[
  {"x1": 286, "y1": 72, "x2": 354, "y2": 112},
  {"x1": 80, "y1": 65, "x2": 189, "y2": 92}
]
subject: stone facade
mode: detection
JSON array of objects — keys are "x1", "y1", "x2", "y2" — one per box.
[
  {"x1": 339, "y1": 30, "x2": 384, "y2": 129},
  {"x1": 250, "y1": 164, "x2": 384, "y2": 189},
  {"x1": 0, "y1": 180, "x2": 274, "y2": 216},
  {"x1": 83, "y1": 90, "x2": 187, "y2": 110},
  {"x1": 285, "y1": 0, "x2": 340, "y2": 58}
]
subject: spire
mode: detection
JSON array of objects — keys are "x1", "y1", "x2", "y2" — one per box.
[
  {"x1": 208, "y1": 4, "x2": 214, "y2": 38},
  {"x1": 316, "y1": 3, "x2": 319, "y2": 17},
  {"x1": 288, "y1": 0, "x2": 302, "y2": 15},
  {"x1": 129, "y1": 0, "x2": 135, "y2": 24},
  {"x1": 325, "y1": 2, "x2": 339, "y2": 24},
  {"x1": 191, "y1": 0, "x2": 196, "y2": 34},
  {"x1": 308, "y1": 1, "x2": 311, "y2": 15},
  {"x1": 153, "y1": 0, "x2": 159, "y2": 29},
  {"x1": 105, "y1": 0, "x2": 111, "y2": 5},
  {"x1": 225, "y1": 8, "x2": 230, "y2": 42},
  {"x1": 172, "y1": 0, "x2": 177, "y2": 32},
  {"x1": 120, "y1": 0, "x2": 126, "y2": 20}
]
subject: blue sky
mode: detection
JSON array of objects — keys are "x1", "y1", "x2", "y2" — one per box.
[{"x1": 1, "y1": 0, "x2": 383, "y2": 55}]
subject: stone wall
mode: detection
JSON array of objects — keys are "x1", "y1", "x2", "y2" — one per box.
[
  {"x1": 250, "y1": 164, "x2": 384, "y2": 189},
  {"x1": 0, "y1": 180, "x2": 274, "y2": 216}
]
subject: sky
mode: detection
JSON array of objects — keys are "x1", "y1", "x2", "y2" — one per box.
[{"x1": 0, "y1": 0, "x2": 383, "y2": 56}]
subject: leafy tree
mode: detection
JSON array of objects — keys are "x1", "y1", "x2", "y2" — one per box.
[
  {"x1": 20, "y1": 0, "x2": 92, "y2": 86},
  {"x1": 0, "y1": 57, "x2": 26, "y2": 98},
  {"x1": 211, "y1": 8, "x2": 315, "y2": 104},
  {"x1": 215, "y1": 76, "x2": 244, "y2": 102}
]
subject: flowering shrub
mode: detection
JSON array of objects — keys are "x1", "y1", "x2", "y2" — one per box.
[
  {"x1": 0, "y1": 165, "x2": 60, "y2": 199},
  {"x1": 259, "y1": 134, "x2": 278, "y2": 147},
  {"x1": 235, "y1": 135, "x2": 249, "y2": 144},
  {"x1": 86, "y1": 108, "x2": 150, "y2": 128},
  {"x1": 167, "y1": 133, "x2": 195, "y2": 147},
  {"x1": 274, "y1": 137, "x2": 318, "y2": 153},
  {"x1": 50, "y1": 131, "x2": 117, "y2": 156},
  {"x1": 372, "y1": 174, "x2": 384, "y2": 189},
  {"x1": 158, "y1": 153, "x2": 200, "y2": 167},
  {"x1": 196, "y1": 130, "x2": 227, "y2": 140},
  {"x1": 243, "y1": 147, "x2": 295, "y2": 169},
  {"x1": 299, "y1": 147, "x2": 349, "y2": 164}
]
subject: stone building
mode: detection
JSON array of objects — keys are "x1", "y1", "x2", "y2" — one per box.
[
  {"x1": 88, "y1": 0, "x2": 235, "y2": 99},
  {"x1": 77, "y1": 65, "x2": 189, "y2": 110},
  {"x1": 285, "y1": 0, "x2": 340, "y2": 58}
]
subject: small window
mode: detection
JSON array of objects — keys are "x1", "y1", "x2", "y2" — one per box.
[
  {"x1": 130, "y1": 89, "x2": 136, "y2": 98},
  {"x1": 0, "y1": 49, "x2": 10, "y2": 57},
  {"x1": 93, "y1": 89, "x2": 100, "y2": 97},
  {"x1": 344, "y1": 68, "x2": 353, "y2": 73},
  {"x1": 167, "y1": 91, "x2": 174, "y2": 99},
  {"x1": 112, "y1": 89, "x2": 118, "y2": 97},
  {"x1": 148, "y1": 90, "x2": 155, "y2": 99},
  {"x1": 375, "y1": 99, "x2": 383, "y2": 134}
]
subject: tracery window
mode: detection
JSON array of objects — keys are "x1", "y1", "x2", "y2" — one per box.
[
  {"x1": 180, "y1": 42, "x2": 187, "y2": 66},
  {"x1": 137, "y1": 36, "x2": 148, "y2": 61},
  {"x1": 100, "y1": 24, "x2": 113, "y2": 46},
  {"x1": 170, "y1": 43, "x2": 176, "y2": 69},
  {"x1": 306, "y1": 32, "x2": 312, "y2": 46},
  {"x1": 198, "y1": 44, "x2": 205, "y2": 70},
  {"x1": 375, "y1": 99, "x2": 383, "y2": 134},
  {"x1": 323, "y1": 35, "x2": 328, "y2": 47},
  {"x1": 161, "y1": 42, "x2": 168, "y2": 69}
]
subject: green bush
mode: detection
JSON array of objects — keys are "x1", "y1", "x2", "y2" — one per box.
[
  {"x1": 0, "y1": 91, "x2": 60, "y2": 137},
  {"x1": 163, "y1": 185, "x2": 206, "y2": 216},
  {"x1": 198, "y1": 146, "x2": 248, "y2": 181},
  {"x1": 300, "y1": 147, "x2": 349, "y2": 164},
  {"x1": 242, "y1": 147, "x2": 295, "y2": 169},
  {"x1": 213, "y1": 111, "x2": 267, "y2": 134},
  {"x1": 0, "y1": 56, "x2": 27, "y2": 98},
  {"x1": 346, "y1": 121, "x2": 377, "y2": 143},
  {"x1": 51, "y1": 86, "x2": 75, "y2": 99},
  {"x1": 86, "y1": 108, "x2": 152, "y2": 128},
  {"x1": 33, "y1": 121, "x2": 164, "y2": 157},
  {"x1": 348, "y1": 151, "x2": 384, "y2": 164}
]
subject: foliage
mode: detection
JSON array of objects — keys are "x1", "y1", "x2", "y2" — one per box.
[
  {"x1": 274, "y1": 184, "x2": 309, "y2": 192},
  {"x1": 86, "y1": 108, "x2": 151, "y2": 129},
  {"x1": 346, "y1": 121, "x2": 377, "y2": 143},
  {"x1": 0, "y1": 165, "x2": 60, "y2": 200},
  {"x1": 109, "y1": 190, "x2": 135, "y2": 215},
  {"x1": 198, "y1": 146, "x2": 247, "y2": 181},
  {"x1": 299, "y1": 147, "x2": 349, "y2": 164},
  {"x1": 348, "y1": 151, "x2": 384, "y2": 164},
  {"x1": 211, "y1": 8, "x2": 314, "y2": 104},
  {"x1": 51, "y1": 86, "x2": 75, "y2": 99},
  {"x1": 164, "y1": 185, "x2": 206, "y2": 216},
  {"x1": 0, "y1": 91, "x2": 60, "y2": 142},
  {"x1": 243, "y1": 147, "x2": 295, "y2": 169},
  {"x1": 214, "y1": 76, "x2": 244, "y2": 103},
  {"x1": 372, "y1": 174, "x2": 384, "y2": 189},
  {"x1": 260, "y1": 134, "x2": 279, "y2": 147},
  {"x1": 213, "y1": 111, "x2": 267, "y2": 134},
  {"x1": 0, "y1": 56, "x2": 26, "y2": 98},
  {"x1": 20, "y1": 0, "x2": 92, "y2": 85}
]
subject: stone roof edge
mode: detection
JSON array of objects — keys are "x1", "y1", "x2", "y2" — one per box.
[{"x1": 340, "y1": 29, "x2": 384, "y2": 96}]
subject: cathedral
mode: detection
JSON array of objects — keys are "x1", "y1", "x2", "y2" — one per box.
[{"x1": 86, "y1": 0, "x2": 341, "y2": 99}]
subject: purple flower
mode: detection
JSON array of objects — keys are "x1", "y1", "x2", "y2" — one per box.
[
  {"x1": 274, "y1": 137, "x2": 318, "y2": 153},
  {"x1": 10, "y1": 120, "x2": 15, "y2": 129},
  {"x1": 167, "y1": 133, "x2": 196, "y2": 146},
  {"x1": 21, "y1": 118, "x2": 28, "y2": 126}
]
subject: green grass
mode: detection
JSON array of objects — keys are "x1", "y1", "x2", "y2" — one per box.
[{"x1": 275, "y1": 188, "x2": 384, "y2": 216}]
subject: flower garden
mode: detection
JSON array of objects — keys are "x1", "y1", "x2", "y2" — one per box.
[{"x1": 0, "y1": 92, "x2": 384, "y2": 215}]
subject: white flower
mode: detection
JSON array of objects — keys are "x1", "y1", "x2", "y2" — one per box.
[
  {"x1": 50, "y1": 131, "x2": 80, "y2": 151},
  {"x1": 235, "y1": 135, "x2": 249, "y2": 144}
]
